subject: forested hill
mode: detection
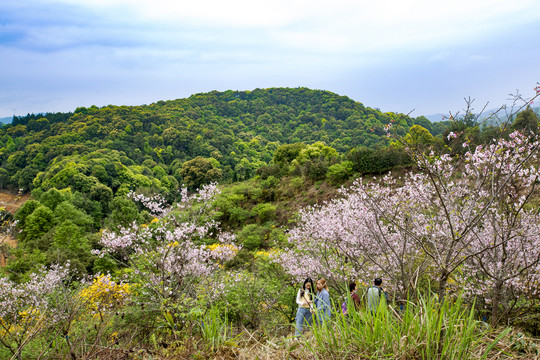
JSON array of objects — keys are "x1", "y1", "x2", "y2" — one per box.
[{"x1": 0, "y1": 87, "x2": 448, "y2": 194}]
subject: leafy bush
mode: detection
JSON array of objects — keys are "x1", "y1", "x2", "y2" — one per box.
[{"x1": 326, "y1": 161, "x2": 353, "y2": 184}]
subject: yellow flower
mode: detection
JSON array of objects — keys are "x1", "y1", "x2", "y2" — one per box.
[
  {"x1": 207, "y1": 243, "x2": 239, "y2": 256},
  {"x1": 255, "y1": 248, "x2": 279, "y2": 259},
  {"x1": 207, "y1": 243, "x2": 220, "y2": 251},
  {"x1": 79, "y1": 274, "x2": 131, "y2": 314},
  {"x1": 255, "y1": 250, "x2": 270, "y2": 258},
  {"x1": 109, "y1": 331, "x2": 119, "y2": 344}
]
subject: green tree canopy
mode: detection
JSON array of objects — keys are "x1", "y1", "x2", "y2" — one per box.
[
  {"x1": 180, "y1": 156, "x2": 223, "y2": 190},
  {"x1": 24, "y1": 205, "x2": 55, "y2": 243},
  {"x1": 295, "y1": 142, "x2": 339, "y2": 165},
  {"x1": 511, "y1": 106, "x2": 539, "y2": 134}
]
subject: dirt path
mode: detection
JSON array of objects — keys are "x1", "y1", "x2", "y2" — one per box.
[
  {"x1": 0, "y1": 191, "x2": 30, "y2": 213},
  {"x1": 0, "y1": 191, "x2": 30, "y2": 264}
]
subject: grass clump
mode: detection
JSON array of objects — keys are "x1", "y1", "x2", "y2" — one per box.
[{"x1": 301, "y1": 293, "x2": 520, "y2": 360}]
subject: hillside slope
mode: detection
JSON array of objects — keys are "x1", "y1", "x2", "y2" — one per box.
[{"x1": 0, "y1": 87, "x2": 447, "y2": 193}]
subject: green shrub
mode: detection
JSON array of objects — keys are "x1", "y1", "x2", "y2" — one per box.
[
  {"x1": 237, "y1": 224, "x2": 265, "y2": 250},
  {"x1": 326, "y1": 161, "x2": 353, "y2": 184},
  {"x1": 251, "y1": 203, "x2": 277, "y2": 223}
]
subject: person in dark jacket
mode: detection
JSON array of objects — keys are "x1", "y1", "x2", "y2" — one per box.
[{"x1": 342, "y1": 282, "x2": 361, "y2": 315}]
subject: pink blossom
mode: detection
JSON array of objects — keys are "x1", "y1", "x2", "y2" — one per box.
[
  {"x1": 98, "y1": 185, "x2": 239, "y2": 304},
  {"x1": 0, "y1": 264, "x2": 69, "y2": 321},
  {"x1": 447, "y1": 131, "x2": 458, "y2": 140},
  {"x1": 274, "y1": 129, "x2": 540, "y2": 309}
]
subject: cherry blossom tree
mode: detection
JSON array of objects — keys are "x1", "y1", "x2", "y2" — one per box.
[
  {"x1": 95, "y1": 184, "x2": 240, "y2": 313},
  {"x1": 462, "y1": 208, "x2": 540, "y2": 326},
  {"x1": 399, "y1": 131, "x2": 540, "y2": 302},
  {"x1": 457, "y1": 133, "x2": 540, "y2": 325},
  {"x1": 389, "y1": 87, "x2": 540, "y2": 308},
  {"x1": 274, "y1": 88, "x2": 540, "y2": 317},
  {"x1": 273, "y1": 180, "x2": 428, "y2": 297}
]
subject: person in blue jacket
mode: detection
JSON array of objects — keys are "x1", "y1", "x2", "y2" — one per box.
[{"x1": 314, "y1": 277, "x2": 331, "y2": 324}]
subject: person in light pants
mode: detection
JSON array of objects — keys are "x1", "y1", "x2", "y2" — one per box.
[{"x1": 294, "y1": 278, "x2": 314, "y2": 336}]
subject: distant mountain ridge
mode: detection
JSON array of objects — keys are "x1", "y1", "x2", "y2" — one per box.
[
  {"x1": 424, "y1": 106, "x2": 540, "y2": 125},
  {"x1": 0, "y1": 117, "x2": 12, "y2": 124},
  {"x1": 423, "y1": 113, "x2": 447, "y2": 123}
]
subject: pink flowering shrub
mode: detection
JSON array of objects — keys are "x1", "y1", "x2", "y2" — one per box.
[
  {"x1": 95, "y1": 184, "x2": 241, "y2": 328},
  {"x1": 0, "y1": 264, "x2": 69, "y2": 357}
]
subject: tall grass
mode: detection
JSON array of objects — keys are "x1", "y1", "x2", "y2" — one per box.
[
  {"x1": 199, "y1": 307, "x2": 240, "y2": 353},
  {"x1": 303, "y1": 293, "x2": 511, "y2": 359}
]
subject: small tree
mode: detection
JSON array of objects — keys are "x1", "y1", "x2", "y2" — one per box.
[
  {"x1": 95, "y1": 184, "x2": 240, "y2": 334},
  {"x1": 510, "y1": 106, "x2": 539, "y2": 134},
  {"x1": 0, "y1": 265, "x2": 69, "y2": 360}
]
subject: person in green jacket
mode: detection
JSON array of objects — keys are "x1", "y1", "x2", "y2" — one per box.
[{"x1": 367, "y1": 277, "x2": 388, "y2": 314}]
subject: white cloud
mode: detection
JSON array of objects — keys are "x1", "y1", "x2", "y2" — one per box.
[
  {"x1": 36, "y1": 0, "x2": 540, "y2": 51},
  {"x1": 1, "y1": 0, "x2": 539, "y2": 116},
  {"x1": 13, "y1": 0, "x2": 540, "y2": 61}
]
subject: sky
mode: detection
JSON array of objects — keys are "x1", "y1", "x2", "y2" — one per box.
[{"x1": 1, "y1": 0, "x2": 539, "y2": 119}]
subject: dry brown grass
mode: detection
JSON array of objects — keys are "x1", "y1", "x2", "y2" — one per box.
[
  {"x1": 0, "y1": 190, "x2": 30, "y2": 213},
  {"x1": 0, "y1": 190, "x2": 30, "y2": 265}
]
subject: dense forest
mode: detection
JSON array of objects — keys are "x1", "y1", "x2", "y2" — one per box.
[
  {"x1": 0, "y1": 88, "x2": 450, "y2": 192},
  {"x1": 0, "y1": 87, "x2": 453, "y2": 277},
  {"x1": 2, "y1": 87, "x2": 540, "y2": 359},
  {"x1": 2, "y1": 87, "x2": 537, "y2": 277}
]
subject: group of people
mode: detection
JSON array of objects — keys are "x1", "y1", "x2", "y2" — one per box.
[{"x1": 294, "y1": 276, "x2": 388, "y2": 337}]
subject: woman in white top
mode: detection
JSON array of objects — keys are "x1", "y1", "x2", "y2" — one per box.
[{"x1": 294, "y1": 277, "x2": 314, "y2": 336}]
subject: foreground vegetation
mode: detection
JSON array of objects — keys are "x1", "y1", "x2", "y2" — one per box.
[{"x1": 0, "y1": 275, "x2": 538, "y2": 359}]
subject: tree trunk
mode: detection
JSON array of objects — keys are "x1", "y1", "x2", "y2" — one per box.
[
  {"x1": 438, "y1": 269, "x2": 450, "y2": 304},
  {"x1": 491, "y1": 280, "x2": 503, "y2": 327}
]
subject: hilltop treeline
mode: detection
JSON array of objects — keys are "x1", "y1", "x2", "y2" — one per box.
[
  {"x1": 2, "y1": 88, "x2": 538, "y2": 277},
  {"x1": 0, "y1": 88, "x2": 448, "y2": 194}
]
